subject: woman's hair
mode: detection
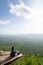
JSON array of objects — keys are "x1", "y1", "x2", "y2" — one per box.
[{"x1": 12, "y1": 46, "x2": 14, "y2": 50}]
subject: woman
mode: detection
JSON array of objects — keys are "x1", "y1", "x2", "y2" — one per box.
[{"x1": 10, "y1": 46, "x2": 19, "y2": 57}]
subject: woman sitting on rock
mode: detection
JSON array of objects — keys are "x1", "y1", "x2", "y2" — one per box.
[{"x1": 10, "y1": 46, "x2": 19, "y2": 57}]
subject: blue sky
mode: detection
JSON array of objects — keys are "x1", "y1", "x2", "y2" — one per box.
[{"x1": 0, "y1": 0, "x2": 43, "y2": 34}]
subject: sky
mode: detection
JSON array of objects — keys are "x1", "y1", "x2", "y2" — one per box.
[{"x1": 0, "y1": 0, "x2": 43, "y2": 34}]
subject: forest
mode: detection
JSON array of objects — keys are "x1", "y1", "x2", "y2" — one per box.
[{"x1": 0, "y1": 34, "x2": 43, "y2": 65}]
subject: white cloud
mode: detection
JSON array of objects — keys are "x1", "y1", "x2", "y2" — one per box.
[
  {"x1": 9, "y1": 2, "x2": 36, "y2": 19},
  {"x1": 19, "y1": 0, "x2": 23, "y2": 3},
  {"x1": 3, "y1": 0, "x2": 43, "y2": 34},
  {"x1": 0, "y1": 20, "x2": 10, "y2": 25},
  {"x1": 0, "y1": 28, "x2": 14, "y2": 34}
]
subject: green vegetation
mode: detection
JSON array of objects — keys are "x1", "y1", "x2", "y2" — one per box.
[
  {"x1": 0, "y1": 34, "x2": 43, "y2": 65},
  {"x1": 0, "y1": 43, "x2": 43, "y2": 65}
]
